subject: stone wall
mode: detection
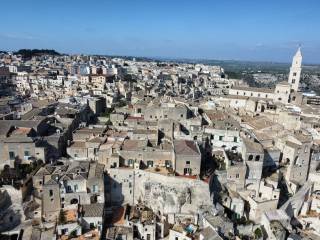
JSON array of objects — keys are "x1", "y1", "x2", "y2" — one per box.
[{"x1": 107, "y1": 169, "x2": 212, "y2": 214}]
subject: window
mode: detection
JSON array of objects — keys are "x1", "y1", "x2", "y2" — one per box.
[
  {"x1": 74, "y1": 184, "x2": 78, "y2": 192},
  {"x1": 236, "y1": 173, "x2": 239, "y2": 178},
  {"x1": 164, "y1": 114, "x2": 168, "y2": 118},
  {"x1": 248, "y1": 155, "x2": 253, "y2": 161},
  {"x1": 147, "y1": 161, "x2": 153, "y2": 167},
  {"x1": 24, "y1": 150, "x2": 30, "y2": 157},
  {"x1": 165, "y1": 160, "x2": 171, "y2": 167},
  {"x1": 184, "y1": 168, "x2": 192, "y2": 175},
  {"x1": 292, "y1": 79, "x2": 296, "y2": 84},
  {"x1": 128, "y1": 159, "x2": 134, "y2": 166},
  {"x1": 90, "y1": 223, "x2": 95, "y2": 229},
  {"x1": 180, "y1": 114, "x2": 184, "y2": 118},
  {"x1": 93, "y1": 185, "x2": 98, "y2": 193},
  {"x1": 9, "y1": 151, "x2": 15, "y2": 160},
  {"x1": 49, "y1": 190, "x2": 53, "y2": 197},
  {"x1": 255, "y1": 155, "x2": 260, "y2": 161},
  {"x1": 186, "y1": 161, "x2": 190, "y2": 165},
  {"x1": 293, "y1": 72, "x2": 297, "y2": 76},
  {"x1": 233, "y1": 137, "x2": 238, "y2": 143},
  {"x1": 219, "y1": 136, "x2": 224, "y2": 141}
]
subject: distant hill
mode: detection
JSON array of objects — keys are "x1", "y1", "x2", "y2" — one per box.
[{"x1": 14, "y1": 49, "x2": 61, "y2": 58}]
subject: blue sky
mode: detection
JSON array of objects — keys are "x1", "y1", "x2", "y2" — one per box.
[{"x1": 0, "y1": 0, "x2": 320, "y2": 63}]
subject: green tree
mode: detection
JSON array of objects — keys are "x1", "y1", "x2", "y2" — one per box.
[{"x1": 254, "y1": 228, "x2": 262, "y2": 239}]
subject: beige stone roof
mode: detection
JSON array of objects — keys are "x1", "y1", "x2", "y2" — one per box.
[
  {"x1": 246, "y1": 116, "x2": 276, "y2": 130},
  {"x1": 132, "y1": 129, "x2": 157, "y2": 135},
  {"x1": 174, "y1": 140, "x2": 200, "y2": 155},
  {"x1": 285, "y1": 140, "x2": 301, "y2": 149},
  {"x1": 222, "y1": 95, "x2": 249, "y2": 100},
  {"x1": 232, "y1": 86, "x2": 274, "y2": 93},
  {"x1": 69, "y1": 140, "x2": 86, "y2": 148},
  {"x1": 294, "y1": 132, "x2": 313, "y2": 143},
  {"x1": 243, "y1": 138, "x2": 263, "y2": 153},
  {"x1": 204, "y1": 110, "x2": 228, "y2": 121},
  {"x1": 122, "y1": 139, "x2": 146, "y2": 151}
]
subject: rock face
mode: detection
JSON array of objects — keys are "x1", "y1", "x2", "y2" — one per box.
[
  {"x1": 107, "y1": 168, "x2": 213, "y2": 214},
  {"x1": 0, "y1": 186, "x2": 24, "y2": 232},
  {"x1": 133, "y1": 170, "x2": 212, "y2": 214}
]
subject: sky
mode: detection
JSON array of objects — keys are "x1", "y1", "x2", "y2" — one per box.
[{"x1": 0, "y1": 0, "x2": 320, "y2": 63}]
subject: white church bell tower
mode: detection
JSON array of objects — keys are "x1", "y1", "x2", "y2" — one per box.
[{"x1": 288, "y1": 47, "x2": 302, "y2": 92}]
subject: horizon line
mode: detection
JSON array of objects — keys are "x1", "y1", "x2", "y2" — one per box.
[{"x1": 2, "y1": 48, "x2": 320, "y2": 66}]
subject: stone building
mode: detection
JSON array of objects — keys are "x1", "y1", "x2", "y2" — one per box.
[
  {"x1": 228, "y1": 48, "x2": 303, "y2": 106},
  {"x1": 34, "y1": 161, "x2": 105, "y2": 222},
  {"x1": 241, "y1": 138, "x2": 264, "y2": 185},
  {"x1": 144, "y1": 101, "x2": 189, "y2": 122},
  {"x1": 120, "y1": 139, "x2": 174, "y2": 170},
  {"x1": 173, "y1": 140, "x2": 201, "y2": 176},
  {"x1": 0, "y1": 120, "x2": 48, "y2": 169}
]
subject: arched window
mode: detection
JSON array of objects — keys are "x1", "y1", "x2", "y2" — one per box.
[
  {"x1": 286, "y1": 158, "x2": 290, "y2": 164},
  {"x1": 70, "y1": 198, "x2": 78, "y2": 204},
  {"x1": 255, "y1": 155, "x2": 260, "y2": 161},
  {"x1": 248, "y1": 155, "x2": 253, "y2": 161}
]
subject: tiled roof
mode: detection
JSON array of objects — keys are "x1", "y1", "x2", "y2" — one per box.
[
  {"x1": 174, "y1": 140, "x2": 200, "y2": 155},
  {"x1": 82, "y1": 203, "x2": 104, "y2": 217}
]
